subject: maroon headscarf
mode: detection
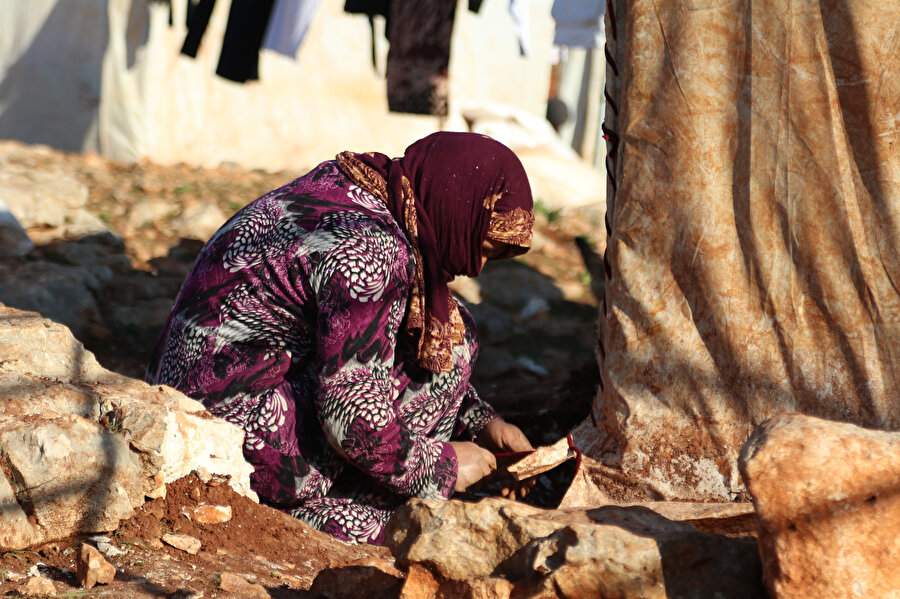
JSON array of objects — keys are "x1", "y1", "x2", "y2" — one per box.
[{"x1": 337, "y1": 132, "x2": 534, "y2": 372}]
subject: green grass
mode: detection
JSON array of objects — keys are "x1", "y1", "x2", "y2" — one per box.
[
  {"x1": 0, "y1": 550, "x2": 40, "y2": 562},
  {"x1": 174, "y1": 183, "x2": 196, "y2": 196},
  {"x1": 534, "y1": 199, "x2": 562, "y2": 223}
]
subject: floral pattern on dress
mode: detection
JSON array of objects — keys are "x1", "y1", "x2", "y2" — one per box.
[{"x1": 145, "y1": 160, "x2": 499, "y2": 544}]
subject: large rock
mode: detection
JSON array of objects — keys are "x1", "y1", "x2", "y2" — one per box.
[
  {"x1": 0, "y1": 261, "x2": 110, "y2": 340},
  {"x1": 0, "y1": 166, "x2": 107, "y2": 244},
  {"x1": 0, "y1": 200, "x2": 33, "y2": 257},
  {"x1": 0, "y1": 232, "x2": 134, "y2": 340},
  {"x1": 0, "y1": 304, "x2": 255, "y2": 550},
  {"x1": 0, "y1": 169, "x2": 88, "y2": 229},
  {"x1": 386, "y1": 497, "x2": 765, "y2": 599},
  {"x1": 0, "y1": 414, "x2": 144, "y2": 548},
  {"x1": 739, "y1": 414, "x2": 900, "y2": 599}
]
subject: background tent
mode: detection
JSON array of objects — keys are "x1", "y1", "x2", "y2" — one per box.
[{"x1": 0, "y1": 0, "x2": 557, "y2": 171}]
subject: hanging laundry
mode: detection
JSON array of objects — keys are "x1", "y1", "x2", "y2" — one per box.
[
  {"x1": 181, "y1": 0, "x2": 216, "y2": 57},
  {"x1": 181, "y1": 0, "x2": 276, "y2": 83},
  {"x1": 343, "y1": 0, "x2": 390, "y2": 70},
  {"x1": 509, "y1": 0, "x2": 530, "y2": 56},
  {"x1": 550, "y1": 0, "x2": 607, "y2": 166},
  {"x1": 343, "y1": 0, "x2": 390, "y2": 21},
  {"x1": 385, "y1": 0, "x2": 456, "y2": 116},
  {"x1": 262, "y1": 0, "x2": 323, "y2": 59},
  {"x1": 216, "y1": 0, "x2": 276, "y2": 82},
  {"x1": 551, "y1": 0, "x2": 604, "y2": 48}
]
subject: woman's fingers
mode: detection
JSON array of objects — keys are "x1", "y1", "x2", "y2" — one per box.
[{"x1": 450, "y1": 441, "x2": 499, "y2": 492}]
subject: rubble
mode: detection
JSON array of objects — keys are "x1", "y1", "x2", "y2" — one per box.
[
  {"x1": 76, "y1": 543, "x2": 116, "y2": 589},
  {"x1": 385, "y1": 497, "x2": 766, "y2": 599}
]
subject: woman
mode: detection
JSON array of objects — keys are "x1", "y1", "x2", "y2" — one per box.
[{"x1": 146, "y1": 132, "x2": 536, "y2": 544}]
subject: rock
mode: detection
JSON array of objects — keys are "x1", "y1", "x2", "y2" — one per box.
[
  {"x1": 76, "y1": 543, "x2": 116, "y2": 589},
  {"x1": 0, "y1": 168, "x2": 88, "y2": 229},
  {"x1": 0, "y1": 304, "x2": 256, "y2": 550},
  {"x1": 739, "y1": 413, "x2": 900, "y2": 599},
  {"x1": 0, "y1": 415, "x2": 144, "y2": 546},
  {"x1": 88, "y1": 535, "x2": 128, "y2": 558},
  {"x1": 0, "y1": 231, "x2": 137, "y2": 339},
  {"x1": 162, "y1": 533, "x2": 202, "y2": 555},
  {"x1": 173, "y1": 202, "x2": 227, "y2": 242},
  {"x1": 476, "y1": 260, "x2": 564, "y2": 313},
  {"x1": 39, "y1": 232, "x2": 129, "y2": 271},
  {"x1": 218, "y1": 572, "x2": 269, "y2": 598},
  {"x1": 400, "y1": 564, "x2": 440, "y2": 599},
  {"x1": 308, "y1": 560, "x2": 404, "y2": 599},
  {"x1": 386, "y1": 497, "x2": 765, "y2": 599},
  {"x1": 0, "y1": 199, "x2": 33, "y2": 257},
  {"x1": 126, "y1": 197, "x2": 175, "y2": 230},
  {"x1": 22, "y1": 575, "x2": 57, "y2": 596},
  {"x1": 0, "y1": 261, "x2": 110, "y2": 340},
  {"x1": 184, "y1": 504, "x2": 232, "y2": 525}
]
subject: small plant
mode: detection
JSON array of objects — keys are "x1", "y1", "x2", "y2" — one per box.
[
  {"x1": 174, "y1": 183, "x2": 196, "y2": 196},
  {"x1": 117, "y1": 539, "x2": 146, "y2": 551},
  {"x1": 1, "y1": 549, "x2": 40, "y2": 562},
  {"x1": 149, "y1": 513, "x2": 173, "y2": 536},
  {"x1": 534, "y1": 199, "x2": 562, "y2": 223},
  {"x1": 99, "y1": 410, "x2": 129, "y2": 436}
]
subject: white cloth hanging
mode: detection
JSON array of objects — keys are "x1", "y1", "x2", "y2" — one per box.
[
  {"x1": 262, "y1": 0, "x2": 322, "y2": 59},
  {"x1": 509, "y1": 0, "x2": 530, "y2": 56},
  {"x1": 551, "y1": 0, "x2": 604, "y2": 48}
]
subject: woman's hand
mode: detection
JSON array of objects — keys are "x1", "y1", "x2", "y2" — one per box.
[
  {"x1": 476, "y1": 418, "x2": 536, "y2": 499},
  {"x1": 476, "y1": 418, "x2": 533, "y2": 454},
  {"x1": 449, "y1": 441, "x2": 497, "y2": 493}
]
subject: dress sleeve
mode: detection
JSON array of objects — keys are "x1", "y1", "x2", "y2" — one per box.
[
  {"x1": 311, "y1": 220, "x2": 457, "y2": 500},
  {"x1": 453, "y1": 384, "x2": 500, "y2": 441},
  {"x1": 451, "y1": 301, "x2": 500, "y2": 440}
]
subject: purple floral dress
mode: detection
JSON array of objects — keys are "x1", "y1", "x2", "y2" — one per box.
[{"x1": 145, "y1": 161, "x2": 498, "y2": 544}]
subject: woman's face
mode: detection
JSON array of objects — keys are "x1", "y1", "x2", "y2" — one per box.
[{"x1": 481, "y1": 238, "x2": 518, "y2": 268}]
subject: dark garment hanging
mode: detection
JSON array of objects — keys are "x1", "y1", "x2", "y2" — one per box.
[
  {"x1": 343, "y1": 0, "x2": 390, "y2": 19},
  {"x1": 344, "y1": 0, "x2": 391, "y2": 69},
  {"x1": 216, "y1": 0, "x2": 275, "y2": 83},
  {"x1": 181, "y1": 0, "x2": 216, "y2": 57},
  {"x1": 386, "y1": 0, "x2": 457, "y2": 116},
  {"x1": 181, "y1": 0, "x2": 275, "y2": 83}
]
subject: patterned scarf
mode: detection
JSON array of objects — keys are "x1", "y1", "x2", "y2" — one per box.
[{"x1": 337, "y1": 132, "x2": 534, "y2": 372}]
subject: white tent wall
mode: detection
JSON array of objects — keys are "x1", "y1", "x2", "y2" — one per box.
[
  {"x1": 0, "y1": 0, "x2": 109, "y2": 154},
  {"x1": 0, "y1": 0, "x2": 555, "y2": 172}
]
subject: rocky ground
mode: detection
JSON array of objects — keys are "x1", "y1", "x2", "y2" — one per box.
[
  {"x1": 0, "y1": 473, "x2": 395, "y2": 598},
  {"x1": 5, "y1": 142, "x2": 887, "y2": 599},
  {"x1": 0, "y1": 141, "x2": 608, "y2": 597}
]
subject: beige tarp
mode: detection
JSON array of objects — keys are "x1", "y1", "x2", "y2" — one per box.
[{"x1": 573, "y1": 0, "x2": 900, "y2": 501}]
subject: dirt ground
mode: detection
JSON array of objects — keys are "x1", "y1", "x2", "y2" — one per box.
[
  {"x1": 0, "y1": 474, "x2": 394, "y2": 598},
  {"x1": 0, "y1": 146, "x2": 608, "y2": 597}
]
